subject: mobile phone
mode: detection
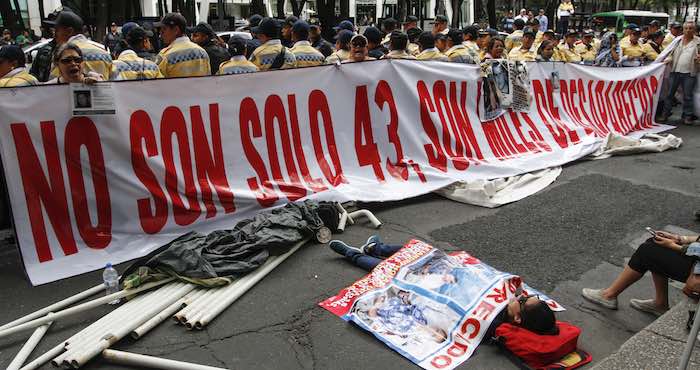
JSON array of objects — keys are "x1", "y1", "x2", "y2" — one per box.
[{"x1": 645, "y1": 227, "x2": 657, "y2": 237}]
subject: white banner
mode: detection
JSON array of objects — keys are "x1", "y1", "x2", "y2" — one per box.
[{"x1": 0, "y1": 60, "x2": 666, "y2": 284}]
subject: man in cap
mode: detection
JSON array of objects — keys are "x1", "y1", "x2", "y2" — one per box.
[
  {"x1": 642, "y1": 31, "x2": 664, "y2": 61},
  {"x1": 406, "y1": 27, "x2": 422, "y2": 56},
  {"x1": 218, "y1": 36, "x2": 259, "y2": 74},
  {"x1": 281, "y1": 15, "x2": 299, "y2": 48},
  {"x1": 0, "y1": 45, "x2": 39, "y2": 87},
  {"x1": 383, "y1": 30, "x2": 416, "y2": 59},
  {"x1": 444, "y1": 29, "x2": 475, "y2": 63},
  {"x1": 250, "y1": 17, "x2": 297, "y2": 70},
  {"x1": 663, "y1": 22, "x2": 682, "y2": 48},
  {"x1": 103, "y1": 22, "x2": 121, "y2": 58},
  {"x1": 110, "y1": 27, "x2": 163, "y2": 80},
  {"x1": 462, "y1": 25, "x2": 480, "y2": 62},
  {"x1": 621, "y1": 27, "x2": 647, "y2": 65},
  {"x1": 191, "y1": 22, "x2": 230, "y2": 74},
  {"x1": 309, "y1": 22, "x2": 334, "y2": 57},
  {"x1": 431, "y1": 15, "x2": 449, "y2": 36},
  {"x1": 29, "y1": 10, "x2": 59, "y2": 82},
  {"x1": 245, "y1": 14, "x2": 263, "y2": 57},
  {"x1": 335, "y1": 20, "x2": 355, "y2": 34},
  {"x1": 155, "y1": 13, "x2": 211, "y2": 77},
  {"x1": 476, "y1": 29, "x2": 491, "y2": 59},
  {"x1": 416, "y1": 31, "x2": 448, "y2": 61},
  {"x1": 326, "y1": 29, "x2": 354, "y2": 63},
  {"x1": 404, "y1": 15, "x2": 419, "y2": 31},
  {"x1": 364, "y1": 26, "x2": 388, "y2": 59},
  {"x1": 619, "y1": 23, "x2": 638, "y2": 48},
  {"x1": 381, "y1": 18, "x2": 399, "y2": 46},
  {"x1": 648, "y1": 20, "x2": 661, "y2": 35},
  {"x1": 505, "y1": 19, "x2": 525, "y2": 52},
  {"x1": 46, "y1": 11, "x2": 112, "y2": 80},
  {"x1": 508, "y1": 30, "x2": 536, "y2": 61},
  {"x1": 290, "y1": 20, "x2": 325, "y2": 67},
  {"x1": 575, "y1": 30, "x2": 598, "y2": 63},
  {"x1": 558, "y1": 30, "x2": 581, "y2": 62},
  {"x1": 435, "y1": 33, "x2": 448, "y2": 53},
  {"x1": 343, "y1": 34, "x2": 375, "y2": 63}
]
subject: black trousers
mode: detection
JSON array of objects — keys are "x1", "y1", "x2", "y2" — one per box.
[{"x1": 628, "y1": 238, "x2": 695, "y2": 283}]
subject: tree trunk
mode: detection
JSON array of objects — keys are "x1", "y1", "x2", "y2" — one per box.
[
  {"x1": 290, "y1": 0, "x2": 307, "y2": 17},
  {"x1": 251, "y1": 0, "x2": 265, "y2": 15},
  {"x1": 277, "y1": 0, "x2": 285, "y2": 17},
  {"x1": 340, "y1": 0, "x2": 349, "y2": 19},
  {"x1": 94, "y1": 0, "x2": 109, "y2": 44},
  {"x1": 316, "y1": 0, "x2": 337, "y2": 40},
  {"x1": 451, "y1": 0, "x2": 463, "y2": 28},
  {"x1": 487, "y1": 0, "x2": 496, "y2": 28},
  {"x1": 0, "y1": 0, "x2": 19, "y2": 33}
]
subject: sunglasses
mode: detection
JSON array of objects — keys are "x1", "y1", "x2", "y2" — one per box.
[
  {"x1": 60, "y1": 56, "x2": 82, "y2": 65},
  {"x1": 518, "y1": 294, "x2": 540, "y2": 317}
]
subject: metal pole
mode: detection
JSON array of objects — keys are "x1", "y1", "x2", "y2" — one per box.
[
  {"x1": 678, "y1": 298, "x2": 700, "y2": 370},
  {"x1": 615, "y1": 0, "x2": 620, "y2": 11}
]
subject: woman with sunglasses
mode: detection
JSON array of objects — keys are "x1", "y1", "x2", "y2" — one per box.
[
  {"x1": 342, "y1": 35, "x2": 376, "y2": 63},
  {"x1": 46, "y1": 43, "x2": 104, "y2": 84}
]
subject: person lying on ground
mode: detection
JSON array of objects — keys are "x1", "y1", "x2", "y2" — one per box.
[
  {"x1": 329, "y1": 235, "x2": 559, "y2": 339},
  {"x1": 582, "y1": 230, "x2": 700, "y2": 316}
]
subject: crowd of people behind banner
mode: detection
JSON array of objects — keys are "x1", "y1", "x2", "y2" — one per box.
[{"x1": 0, "y1": 5, "x2": 699, "y2": 123}]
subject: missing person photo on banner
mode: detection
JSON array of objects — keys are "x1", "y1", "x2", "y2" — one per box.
[
  {"x1": 509, "y1": 60, "x2": 532, "y2": 112},
  {"x1": 70, "y1": 83, "x2": 117, "y2": 116},
  {"x1": 481, "y1": 60, "x2": 512, "y2": 121}
]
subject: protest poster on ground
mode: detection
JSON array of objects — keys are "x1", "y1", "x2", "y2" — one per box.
[
  {"x1": 0, "y1": 60, "x2": 668, "y2": 284},
  {"x1": 319, "y1": 240, "x2": 565, "y2": 369}
]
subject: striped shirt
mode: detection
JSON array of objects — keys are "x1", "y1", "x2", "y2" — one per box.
[
  {"x1": 249, "y1": 39, "x2": 297, "y2": 71},
  {"x1": 110, "y1": 50, "x2": 163, "y2": 80},
  {"x1": 290, "y1": 41, "x2": 325, "y2": 67},
  {"x1": 0, "y1": 68, "x2": 39, "y2": 87},
  {"x1": 218, "y1": 55, "x2": 260, "y2": 75},
  {"x1": 156, "y1": 36, "x2": 211, "y2": 78}
]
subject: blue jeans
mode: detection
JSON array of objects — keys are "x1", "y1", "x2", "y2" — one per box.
[
  {"x1": 346, "y1": 242, "x2": 402, "y2": 271},
  {"x1": 663, "y1": 72, "x2": 697, "y2": 119}
]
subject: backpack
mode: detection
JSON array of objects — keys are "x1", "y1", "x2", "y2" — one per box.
[{"x1": 495, "y1": 321, "x2": 591, "y2": 369}]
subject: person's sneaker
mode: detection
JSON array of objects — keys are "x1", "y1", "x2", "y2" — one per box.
[
  {"x1": 582, "y1": 288, "x2": 618, "y2": 309},
  {"x1": 630, "y1": 298, "x2": 668, "y2": 317},
  {"x1": 360, "y1": 235, "x2": 381, "y2": 254},
  {"x1": 329, "y1": 240, "x2": 362, "y2": 257}
]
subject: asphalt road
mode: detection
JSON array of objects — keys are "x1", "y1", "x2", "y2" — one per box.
[{"x1": 0, "y1": 124, "x2": 698, "y2": 370}]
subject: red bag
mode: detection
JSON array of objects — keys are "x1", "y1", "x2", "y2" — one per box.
[{"x1": 495, "y1": 321, "x2": 589, "y2": 369}]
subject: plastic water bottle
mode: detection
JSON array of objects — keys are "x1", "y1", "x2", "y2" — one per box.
[{"x1": 102, "y1": 263, "x2": 120, "y2": 305}]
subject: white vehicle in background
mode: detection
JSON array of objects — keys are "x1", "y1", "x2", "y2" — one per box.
[
  {"x1": 22, "y1": 38, "x2": 52, "y2": 68},
  {"x1": 216, "y1": 31, "x2": 252, "y2": 43}
]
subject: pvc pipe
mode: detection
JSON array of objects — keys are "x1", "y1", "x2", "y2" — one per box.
[
  {"x1": 68, "y1": 284, "x2": 196, "y2": 368},
  {"x1": 183, "y1": 282, "x2": 243, "y2": 329},
  {"x1": 337, "y1": 211, "x2": 349, "y2": 231},
  {"x1": 0, "y1": 278, "x2": 175, "y2": 340},
  {"x1": 6, "y1": 319, "x2": 53, "y2": 370},
  {"x1": 173, "y1": 289, "x2": 216, "y2": 323},
  {"x1": 0, "y1": 283, "x2": 104, "y2": 331},
  {"x1": 195, "y1": 242, "x2": 304, "y2": 328},
  {"x1": 347, "y1": 209, "x2": 382, "y2": 228},
  {"x1": 102, "y1": 349, "x2": 228, "y2": 370},
  {"x1": 130, "y1": 288, "x2": 207, "y2": 339},
  {"x1": 19, "y1": 343, "x2": 63, "y2": 370}
]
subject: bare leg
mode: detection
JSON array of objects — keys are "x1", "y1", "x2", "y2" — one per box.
[
  {"x1": 601, "y1": 266, "x2": 643, "y2": 299},
  {"x1": 651, "y1": 272, "x2": 670, "y2": 309}
]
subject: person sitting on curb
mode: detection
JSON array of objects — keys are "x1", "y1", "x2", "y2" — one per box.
[
  {"x1": 328, "y1": 235, "x2": 559, "y2": 338},
  {"x1": 582, "y1": 230, "x2": 700, "y2": 316}
]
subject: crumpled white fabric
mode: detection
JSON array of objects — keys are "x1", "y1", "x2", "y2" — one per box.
[
  {"x1": 587, "y1": 132, "x2": 683, "y2": 160},
  {"x1": 434, "y1": 167, "x2": 562, "y2": 208}
]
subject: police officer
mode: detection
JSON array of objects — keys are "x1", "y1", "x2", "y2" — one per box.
[
  {"x1": 575, "y1": 30, "x2": 597, "y2": 63},
  {"x1": 663, "y1": 22, "x2": 682, "y2": 48},
  {"x1": 416, "y1": 31, "x2": 448, "y2": 61},
  {"x1": 363, "y1": 26, "x2": 387, "y2": 59},
  {"x1": 462, "y1": 25, "x2": 481, "y2": 63},
  {"x1": 406, "y1": 27, "x2": 422, "y2": 56},
  {"x1": 508, "y1": 30, "x2": 536, "y2": 61},
  {"x1": 290, "y1": 20, "x2": 325, "y2": 67},
  {"x1": 110, "y1": 27, "x2": 163, "y2": 80},
  {"x1": 245, "y1": 14, "x2": 263, "y2": 58},
  {"x1": 403, "y1": 15, "x2": 419, "y2": 31},
  {"x1": 309, "y1": 22, "x2": 334, "y2": 57},
  {"x1": 281, "y1": 15, "x2": 299, "y2": 48},
  {"x1": 431, "y1": 15, "x2": 449, "y2": 36},
  {"x1": 381, "y1": 18, "x2": 399, "y2": 46},
  {"x1": 558, "y1": 30, "x2": 581, "y2": 62},
  {"x1": 444, "y1": 29, "x2": 475, "y2": 63},
  {"x1": 642, "y1": 31, "x2": 664, "y2": 61},
  {"x1": 326, "y1": 30, "x2": 353, "y2": 63},
  {"x1": 621, "y1": 27, "x2": 647, "y2": 66},
  {"x1": 250, "y1": 17, "x2": 297, "y2": 70},
  {"x1": 383, "y1": 31, "x2": 416, "y2": 59},
  {"x1": 155, "y1": 13, "x2": 211, "y2": 77},
  {"x1": 45, "y1": 11, "x2": 112, "y2": 80},
  {"x1": 0, "y1": 45, "x2": 39, "y2": 87},
  {"x1": 505, "y1": 18, "x2": 526, "y2": 52},
  {"x1": 191, "y1": 22, "x2": 230, "y2": 74},
  {"x1": 218, "y1": 36, "x2": 259, "y2": 75}
]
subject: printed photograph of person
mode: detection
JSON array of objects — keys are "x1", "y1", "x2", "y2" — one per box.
[
  {"x1": 508, "y1": 61, "x2": 532, "y2": 111},
  {"x1": 74, "y1": 90, "x2": 92, "y2": 108},
  {"x1": 351, "y1": 286, "x2": 460, "y2": 360}
]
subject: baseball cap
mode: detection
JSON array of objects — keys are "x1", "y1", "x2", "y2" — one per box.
[
  {"x1": 155, "y1": 12, "x2": 187, "y2": 32},
  {"x1": 418, "y1": 31, "x2": 435, "y2": 48},
  {"x1": 121, "y1": 22, "x2": 139, "y2": 37},
  {"x1": 363, "y1": 26, "x2": 382, "y2": 44},
  {"x1": 45, "y1": 11, "x2": 83, "y2": 31},
  {"x1": 0, "y1": 45, "x2": 25, "y2": 65},
  {"x1": 625, "y1": 23, "x2": 639, "y2": 30},
  {"x1": 463, "y1": 25, "x2": 478, "y2": 39},
  {"x1": 523, "y1": 30, "x2": 536, "y2": 38},
  {"x1": 193, "y1": 22, "x2": 215, "y2": 37},
  {"x1": 227, "y1": 36, "x2": 247, "y2": 55},
  {"x1": 249, "y1": 14, "x2": 263, "y2": 28},
  {"x1": 292, "y1": 20, "x2": 310, "y2": 34},
  {"x1": 406, "y1": 27, "x2": 422, "y2": 41},
  {"x1": 110, "y1": 22, "x2": 117, "y2": 27},
  {"x1": 583, "y1": 30, "x2": 594, "y2": 37},
  {"x1": 405, "y1": 15, "x2": 418, "y2": 24},
  {"x1": 544, "y1": 29, "x2": 555, "y2": 35},
  {"x1": 631, "y1": 27, "x2": 642, "y2": 34},
  {"x1": 335, "y1": 29, "x2": 354, "y2": 44},
  {"x1": 486, "y1": 28, "x2": 498, "y2": 36},
  {"x1": 284, "y1": 15, "x2": 299, "y2": 28},
  {"x1": 514, "y1": 18, "x2": 526, "y2": 28},
  {"x1": 565, "y1": 29, "x2": 578, "y2": 37},
  {"x1": 252, "y1": 17, "x2": 280, "y2": 36},
  {"x1": 446, "y1": 29, "x2": 463, "y2": 43},
  {"x1": 649, "y1": 20, "x2": 660, "y2": 27},
  {"x1": 670, "y1": 21, "x2": 682, "y2": 29},
  {"x1": 434, "y1": 15, "x2": 448, "y2": 24},
  {"x1": 334, "y1": 20, "x2": 354, "y2": 32},
  {"x1": 478, "y1": 28, "x2": 489, "y2": 36},
  {"x1": 383, "y1": 17, "x2": 398, "y2": 28},
  {"x1": 127, "y1": 26, "x2": 154, "y2": 45}
]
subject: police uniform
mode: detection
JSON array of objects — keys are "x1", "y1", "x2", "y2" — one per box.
[
  {"x1": 507, "y1": 46, "x2": 536, "y2": 61},
  {"x1": 575, "y1": 43, "x2": 597, "y2": 62},
  {"x1": 558, "y1": 43, "x2": 581, "y2": 62},
  {"x1": 250, "y1": 39, "x2": 297, "y2": 71},
  {"x1": 505, "y1": 29, "x2": 523, "y2": 52},
  {"x1": 325, "y1": 49, "x2": 351, "y2": 64},
  {"x1": 110, "y1": 50, "x2": 163, "y2": 80},
  {"x1": 642, "y1": 41, "x2": 662, "y2": 61},
  {"x1": 619, "y1": 34, "x2": 631, "y2": 48},
  {"x1": 416, "y1": 47, "x2": 448, "y2": 61},
  {"x1": 0, "y1": 67, "x2": 39, "y2": 87},
  {"x1": 51, "y1": 34, "x2": 112, "y2": 80},
  {"x1": 534, "y1": 31, "x2": 544, "y2": 45},
  {"x1": 445, "y1": 44, "x2": 476, "y2": 63},
  {"x1": 290, "y1": 40, "x2": 325, "y2": 67},
  {"x1": 407, "y1": 42, "x2": 420, "y2": 56},
  {"x1": 383, "y1": 50, "x2": 416, "y2": 59},
  {"x1": 462, "y1": 40, "x2": 481, "y2": 63},
  {"x1": 156, "y1": 36, "x2": 211, "y2": 77},
  {"x1": 662, "y1": 33, "x2": 676, "y2": 48},
  {"x1": 622, "y1": 41, "x2": 645, "y2": 60},
  {"x1": 218, "y1": 55, "x2": 260, "y2": 75}
]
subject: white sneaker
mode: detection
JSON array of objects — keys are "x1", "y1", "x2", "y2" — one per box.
[
  {"x1": 582, "y1": 288, "x2": 618, "y2": 309},
  {"x1": 630, "y1": 298, "x2": 668, "y2": 317}
]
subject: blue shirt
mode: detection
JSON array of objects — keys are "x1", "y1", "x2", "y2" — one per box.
[
  {"x1": 376, "y1": 297, "x2": 427, "y2": 334},
  {"x1": 537, "y1": 15, "x2": 548, "y2": 31}
]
